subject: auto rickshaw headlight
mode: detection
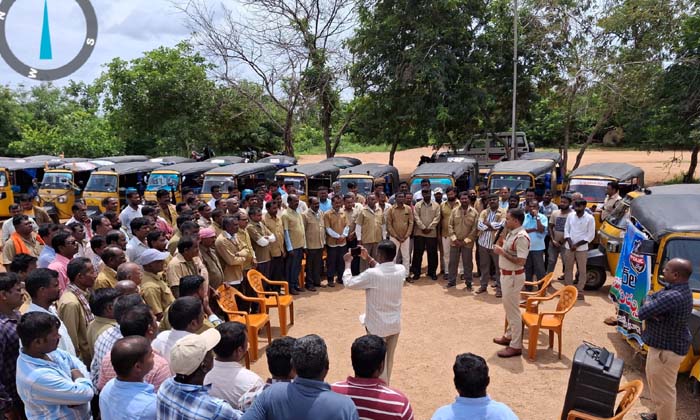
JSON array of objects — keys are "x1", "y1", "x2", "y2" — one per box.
[{"x1": 57, "y1": 196, "x2": 67, "y2": 203}]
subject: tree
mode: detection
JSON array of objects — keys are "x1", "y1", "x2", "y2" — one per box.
[{"x1": 0, "y1": 86, "x2": 23, "y2": 154}]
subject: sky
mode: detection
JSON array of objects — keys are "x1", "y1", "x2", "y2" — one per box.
[{"x1": 0, "y1": 0, "x2": 196, "y2": 87}]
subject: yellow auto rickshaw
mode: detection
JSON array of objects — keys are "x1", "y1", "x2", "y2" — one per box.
[
  {"x1": 611, "y1": 193, "x2": 700, "y2": 383},
  {"x1": 200, "y1": 163, "x2": 278, "y2": 203},
  {"x1": 0, "y1": 158, "x2": 60, "y2": 217},
  {"x1": 338, "y1": 163, "x2": 400, "y2": 197},
  {"x1": 144, "y1": 162, "x2": 219, "y2": 203},
  {"x1": 409, "y1": 160, "x2": 480, "y2": 198},
  {"x1": 36, "y1": 160, "x2": 102, "y2": 219},
  {"x1": 275, "y1": 162, "x2": 340, "y2": 203},
  {"x1": 0, "y1": 162, "x2": 14, "y2": 218},
  {"x1": 487, "y1": 156, "x2": 564, "y2": 200},
  {"x1": 83, "y1": 162, "x2": 163, "y2": 213}
]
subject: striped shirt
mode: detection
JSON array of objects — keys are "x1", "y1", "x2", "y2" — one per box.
[
  {"x1": 156, "y1": 378, "x2": 241, "y2": 419},
  {"x1": 91, "y1": 325, "x2": 123, "y2": 384},
  {"x1": 477, "y1": 209, "x2": 505, "y2": 249},
  {"x1": 16, "y1": 349, "x2": 94, "y2": 420},
  {"x1": 331, "y1": 377, "x2": 413, "y2": 420}
]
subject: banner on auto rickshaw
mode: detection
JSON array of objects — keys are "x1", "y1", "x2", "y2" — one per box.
[{"x1": 609, "y1": 221, "x2": 651, "y2": 347}]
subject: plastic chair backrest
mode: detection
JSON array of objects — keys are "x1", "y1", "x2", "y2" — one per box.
[
  {"x1": 217, "y1": 284, "x2": 241, "y2": 312},
  {"x1": 535, "y1": 273, "x2": 553, "y2": 297},
  {"x1": 554, "y1": 286, "x2": 578, "y2": 319},
  {"x1": 246, "y1": 270, "x2": 265, "y2": 295},
  {"x1": 613, "y1": 380, "x2": 644, "y2": 419}
]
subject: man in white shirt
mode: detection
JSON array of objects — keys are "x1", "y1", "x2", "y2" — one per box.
[
  {"x1": 204, "y1": 322, "x2": 264, "y2": 411},
  {"x1": 119, "y1": 191, "x2": 143, "y2": 237},
  {"x1": 564, "y1": 199, "x2": 596, "y2": 300},
  {"x1": 343, "y1": 240, "x2": 406, "y2": 384},
  {"x1": 151, "y1": 296, "x2": 205, "y2": 361}
]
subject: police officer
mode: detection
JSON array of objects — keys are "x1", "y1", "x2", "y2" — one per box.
[{"x1": 493, "y1": 208, "x2": 530, "y2": 358}]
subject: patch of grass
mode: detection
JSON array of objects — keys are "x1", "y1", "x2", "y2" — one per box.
[
  {"x1": 662, "y1": 173, "x2": 699, "y2": 184},
  {"x1": 297, "y1": 142, "x2": 396, "y2": 155}
]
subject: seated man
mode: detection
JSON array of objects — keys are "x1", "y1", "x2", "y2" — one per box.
[
  {"x1": 99, "y1": 336, "x2": 157, "y2": 420},
  {"x1": 204, "y1": 322, "x2": 264, "y2": 411},
  {"x1": 332, "y1": 335, "x2": 413, "y2": 419},
  {"x1": 431, "y1": 353, "x2": 517, "y2": 420},
  {"x1": 156, "y1": 329, "x2": 241, "y2": 419},
  {"x1": 242, "y1": 334, "x2": 358, "y2": 420},
  {"x1": 16, "y1": 312, "x2": 94, "y2": 419}
]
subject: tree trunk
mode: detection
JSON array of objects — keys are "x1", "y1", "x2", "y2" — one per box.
[
  {"x1": 480, "y1": 108, "x2": 511, "y2": 159},
  {"x1": 562, "y1": 78, "x2": 580, "y2": 175},
  {"x1": 388, "y1": 139, "x2": 399, "y2": 166},
  {"x1": 571, "y1": 109, "x2": 613, "y2": 171},
  {"x1": 283, "y1": 109, "x2": 295, "y2": 157},
  {"x1": 321, "y1": 90, "x2": 333, "y2": 157},
  {"x1": 684, "y1": 143, "x2": 699, "y2": 183}
]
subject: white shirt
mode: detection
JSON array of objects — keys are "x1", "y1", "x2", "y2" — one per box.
[
  {"x1": 343, "y1": 262, "x2": 406, "y2": 337},
  {"x1": 203, "y1": 360, "x2": 265, "y2": 410},
  {"x1": 126, "y1": 236, "x2": 149, "y2": 262},
  {"x1": 26, "y1": 303, "x2": 77, "y2": 356},
  {"x1": 564, "y1": 212, "x2": 596, "y2": 250},
  {"x1": 119, "y1": 205, "x2": 142, "y2": 236},
  {"x1": 208, "y1": 198, "x2": 218, "y2": 210},
  {"x1": 152, "y1": 329, "x2": 192, "y2": 363}
]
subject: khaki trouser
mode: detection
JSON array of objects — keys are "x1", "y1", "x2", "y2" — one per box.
[
  {"x1": 381, "y1": 333, "x2": 399, "y2": 385},
  {"x1": 390, "y1": 237, "x2": 411, "y2": 275},
  {"x1": 502, "y1": 272, "x2": 525, "y2": 349},
  {"x1": 564, "y1": 249, "x2": 587, "y2": 292},
  {"x1": 646, "y1": 347, "x2": 684, "y2": 420}
]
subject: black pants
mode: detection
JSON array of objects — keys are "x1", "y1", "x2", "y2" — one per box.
[
  {"x1": 347, "y1": 237, "x2": 360, "y2": 276},
  {"x1": 257, "y1": 260, "x2": 271, "y2": 280},
  {"x1": 285, "y1": 248, "x2": 303, "y2": 289},
  {"x1": 543, "y1": 235, "x2": 551, "y2": 269},
  {"x1": 305, "y1": 248, "x2": 323, "y2": 287},
  {"x1": 411, "y1": 236, "x2": 438, "y2": 277},
  {"x1": 326, "y1": 245, "x2": 347, "y2": 284},
  {"x1": 269, "y1": 256, "x2": 285, "y2": 281}
]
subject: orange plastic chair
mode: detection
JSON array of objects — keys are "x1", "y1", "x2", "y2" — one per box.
[
  {"x1": 520, "y1": 272, "x2": 554, "y2": 308},
  {"x1": 247, "y1": 269, "x2": 295, "y2": 336},
  {"x1": 566, "y1": 380, "x2": 644, "y2": 420},
  {"x1": 216, "y1": 283, "x2": 271, "y2": 361},
  {"x1": 522, "y1": 285, "x2": 578, "y2": 361}
]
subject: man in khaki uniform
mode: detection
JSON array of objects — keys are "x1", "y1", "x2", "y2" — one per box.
[
  {"x1": 282, "y1": 195, "x2": 306, "y2": 294},
  {"x1": 57, "y1": 257, "x2": 97, "y2": 366},
  {"x1": 263, "y1": 201, "x2": 286, "y2": 282},
  {"x1": 355, "y1": 194, "x2": 383, "y2": 272},
  {"x1": 446, "y1": 192, "x2": 479, "y2": 289},
  {"x1": 198, "y1": 228, "x2": 224, "y2": 289},
  {"x1": 166, "y1": 236, "x2": 207, "y2": 298},
  {"x1": 215, "y1": 215, "x2": 250, "y2": 287},
  {"x1": 344, "y1": 193, "x2": 363, "y2": 276},
  {"x1": 385, "y1": 192, "x2": 414, "y2": 279},
  {"x1": 323, "y1": 195, "x2": 348, "y2": 287},
  {"x1": 94, "y1": 246, "x2": 127, "y2": 290},
  {"x1": 493, "y1": 208, "x2": 530, "y2": 358},
  {"x1": 247, "y1": 206, "x2": 276, "y2": 280},
  {"x1": 302, "y1": 197, "x2": 325, "y2": 290},
  {"x1": 439, "y1": 187, "x2": 460, "y2": 278},
  {"x1": 411, "y1": 190, "x2": 441, "y2": 281},
  {"x1": 236, "y1": 212, "x2": 256, "y2": 271},
  {"x1": 136, "y1": 249, "x2": 174, "y2": 321}
]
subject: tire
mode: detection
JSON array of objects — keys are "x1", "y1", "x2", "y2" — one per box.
[{"x1": 584, "y1": 266, "x2": 607, "y2": 290}]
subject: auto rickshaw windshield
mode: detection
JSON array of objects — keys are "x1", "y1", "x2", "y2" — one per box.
[
  {"x1": 146, "y1": 173, "x2": 179, "y2": 191},
  {"x1": 85, "y1": 174, "x2": 118, "y2": 193},
  {"x1": 568, "y1": 179, "x2": 609, "y2": 202},
  {"x1": 202, "y1": 176, "x2": 236, "y2": 194},
  {"x1": 489, "y1": 175, "x2": 530, "y2": 194},
  {"x1": 660, "y1": 238, "x2": 700, "y2": 292},
  {"x1": 410, "y1": 177, "x2": 451, "y2": 194},
  {"x1": 340, "y1": 178, "x2": 373, "y2": 196},
  {"x1": 41, "y1": 172, "x2": 73, "y2": 189}
]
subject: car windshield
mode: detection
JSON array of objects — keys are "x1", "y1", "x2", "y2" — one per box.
[
  {"x1": 569, "y1": 178, "x2": 609, "y2": 203},
  {"x1": 146, "y1": 173, "x2": 179, "y2": 192},
  {"x1": 202, "y1": 175, "x2": 236, "y2": 194},
  {"x1": 410, "y1": 177, "x2": 452, "y2": 194},
  {"x1": 489, "y1": 175, "x2": 531, "y2": 193},
  {"x1": 660, "y1": 239, "x2": 700, "y2": 291},
  {"x1": 85, "y1": 174, "x2": 118, "y2": 193},
  {"x1": 340, "y1": 178, "x2": 373, "y2": 196},
  {"x1": 41, "y1": 172, "x2": 73, "y2": 189}
]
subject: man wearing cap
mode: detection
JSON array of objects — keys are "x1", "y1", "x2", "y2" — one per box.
[
  {"x1": 138, "y1": 248, "x2": 175, "y2": 321},
  {"x1": 247, "y1": 207, "x2": 276, "y2": 281},
  {"x1": 199, "y1": 228, "x2": 225, "y2": 289},
  {"x1": 157, "y1": 328, "x2": 242, "y2": 419}
]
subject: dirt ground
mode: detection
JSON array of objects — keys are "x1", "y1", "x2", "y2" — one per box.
[{"x1": 244, "y1": 148, "x2": 700, "y2": 419}]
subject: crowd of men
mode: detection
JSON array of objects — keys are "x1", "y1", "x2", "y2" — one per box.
[{"x1": 0, "y1": 174, "x2": 692, "y2": 420}]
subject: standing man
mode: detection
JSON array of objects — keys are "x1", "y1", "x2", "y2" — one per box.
[
  {"x1": 344, "y1": 194, "x2": 362, "y2": 276},
  {"x1": 0, "y1": 273, "x2": 23, "y2": 419},
  {"x1": 411, "y1": 190, "x2": 440, "y2": 281},
  {"x1": 385, "y1": 192, "x2": 414, "y2": 282},
  {"x1": 412, "y1": 178, "x2": 433, "y2": 202},
  {"x1": 263, "y1": 202, "x2": 286, "y2": 282},
  {"x1": 523, "y1": 199, "x2": 548, "y2": 284},
  {"x1": 156, "y1": 189, "x2": 178, "y2": 230},
  {"x1": 324, "y1": 195, "x2": 348, "y2": 287},
  {"x1": 209, "y1": 185, "x2": 223, "y2": 210},
  {"x1": 19, "y1": 194, "x2": 52, "y2": 226},
  {"x1": 343, "y1": 241, "x2": 405, "y2": 384},
  {"x1": 302, "y1": 197, "x2": 324, "y2": 291},
  {"x1": 2, "y1": 215, "x2": 44, "y2": 268},
  {"x1": 355, "y1": 194, "x2": 383, "y2": 272},
  {"x1": 439, "y1": 187, "x2": 460, "y2": 279},
  {"x1": 564, "y1": 199, "x2": 596, "y2": 300},
  {"x1": 498, "y1": 187, "x2": 510, "y2": 210},
  {"x1": 247, "y1": 207, "x2": 275, "y2": 281},
  {"x1": 318, "y1": 187, "x2": 332, "y2": 213},
  {"x1": 546, "y1": 195, "x2": 572, "y2": 277},
  {"x1": 446, "y1": 192, "x2": 479, "y2": 290},
  {"x1": 199, "y1": 228, "x2": 225, "y2": 290},
  {"x1": 493, "y1": 208, "x2": 530, "y2": 358},
  {"x1": 126, "y1": 217, "x2": 151, "y2": 262},
  {"x1": 137, "y1": 249, "x2": 174, "y2": 322},
  {"x1": 47, "y1": 233, "x2": 79, "y2": 292},
  {"x1": 66, "y1": 202, "x2": 93, "y2": 239},
  {"x1": 57, "y1": 257, "x2": 97, "y2": 366},
  {"x1": 638, "y1": 258, "x2": 694, "y2": 420},
  {"x1": 539, "y1": 190, "x2": 558, "y2": 270},
  {"x1": 119, "y1": 191, "x2": 143, "y2": 237},
  {"x1": 282, "y1": 195, "x2": 306, "y2": 294},
  {"x1": 476, "y1": 194, "x2": 505, "y2": 296},
  {"x1": 601, "y1": 181, "x2": 622, "y2": 221},
  {"x1": 166, "y1": 237, "x2": 206, "y2": 298},
  {"x1": 215, "y1": 216, "x2": 250, "y2": 290}
]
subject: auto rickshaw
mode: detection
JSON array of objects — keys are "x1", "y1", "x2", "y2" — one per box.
[
  {"x1": 90, "y1": 155, "x2": 149, "y2": 166},
  {"x1": 585, "y1": 184, "x2": 700, "y2": 290},
  {"x1": 320, "y1": 156, "x2": 362, "y2": 169},
  {"x1": 199, "y1": 163, "x2": 278, "y2": 203},
  {"x1": 409, "y1": 160, "x2": 480, "y2": 196},
  {"x1": 144, "y1": 162, "x2": 219, "y2": 202},
  {"x1": 338, "y1": 163, "x2": 399, "y2": 197},
  {"x1": 0, "y1": 163, "x2": 15, "y2": 218},
  {"x1": 0, "y1": 158, "x2": 60, "y2": 216},
  {"x1": 258, "y1": 155, "x2": 297, "y2": 169},
  {"x1": 611, "y1": 193, "x2": 700, "y2": 384},
  {"x1": 205, "y1": 156, "x2": 247, "y2": 166},
  {"x1": 275, "y1": 162, "x2": 340, "y2": 202},
  {"x1": 568, "y1": 162, "x2": 643, "y2": 211},
  {"x1": 83, "y1": 162, "x2": 163, "y2": 213},
  {"x1": 36, "y1": 160, "x2": 102, "y2": 219},
  {"x1": 487, "y1": 158, "x2": 564, "y2": 199}
]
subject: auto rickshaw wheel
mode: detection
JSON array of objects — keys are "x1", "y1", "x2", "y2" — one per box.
[{"x1": 584, "y1": 266, "x2": 607, "y2": 290}]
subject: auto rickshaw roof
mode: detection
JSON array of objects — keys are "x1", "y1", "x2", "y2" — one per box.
[
  {"x1": 644, "y1": 184, "x2": 700, "y2": 195},
  {"x1": 259, "y1": 155, "x2": 297, "y2": 165},
  {"x1": 95, "y1": 155, "x2": 150, "y2": 164},
  {"x1": 0, "y1": 158, "x2": 61, "y2": 170},
  {"x1": 56, "y1": 161, "x2": 102, "y2": 172},
  {"x1": 278, "y1": 162, "x2": 341, "y2": 178},
  {"x1": 98, "y1": 162, "x2": 164, "y2": 175},
  {"x1": 631, "y1": 194, "x2": 700, "y2": 238},
  {"x1": 339, "y1": 163, "x2": 399, "y2": 179},
  {"x1": 321, "y1": 156, "x2": 363, "y2": 168},
  {"x1": 411, "y1": 161, "x2": 478, "y2": 179},
  {"x1": 570, "y1": 162, "x2": 644, "y2": 181},
  {"x1": 490, "y1": 159, "x2": 555, "y2": 176},
  {"x1": 520, "y1": 152, "x2": 561, "y2": 163},
  {"x1": 204, "y1": 163, "x2": 278, "y2": 177},
  {"x1": 149, "y1": 156, "x2": 196, "y2": 165},
  {"x1": 151, "y1": 162, "x2": 219, "y2": 175},
  {"x1": 205, "y1": 156, "x2": 246, "y2": 165}
]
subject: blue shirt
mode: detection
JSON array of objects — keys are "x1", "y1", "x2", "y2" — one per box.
[
  {"x1": 100, "y1": 379, "x2": 157, "y2": 420},
  {"x1": 523, "y1": 213, "x2": 548, "y2": 251},
  {"x1": 432, "y1": 396, "x2": 518, "y2": 420},
  {"x1": 16, "y1": 349, "x2": 94, "y2": 420},
  {"x1": 241, "y1": 377, "x2": 359, "y2": 420},
  {"x1": 156, "y1": 378, "x2": 241, "y2": 420},
  {"x1": 319, "y1": 199, "x2": 332, "y2": 213},
  {"x1": 37, "y1": 246, "x2": 56, "y2": 269}
]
